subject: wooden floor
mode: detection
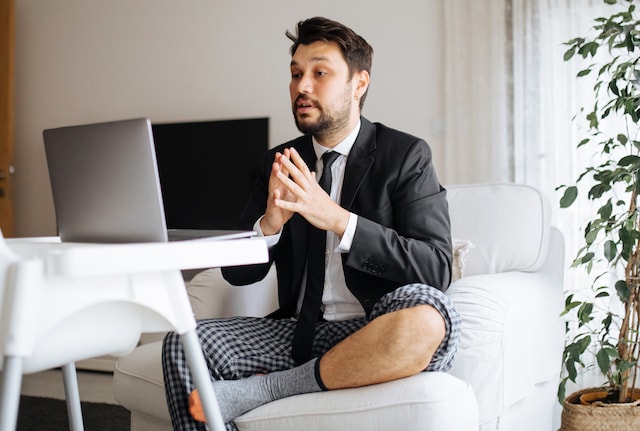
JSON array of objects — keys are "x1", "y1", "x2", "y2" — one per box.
[{"x1": 20, "y1": 368, "x2": 117, "y2": 404}]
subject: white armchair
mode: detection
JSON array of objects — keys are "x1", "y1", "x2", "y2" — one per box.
[{"x1": 113, "y1": 182, "x2": 565, "y2": 431}]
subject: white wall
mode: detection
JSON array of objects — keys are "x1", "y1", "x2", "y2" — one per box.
[{"x1": 13, "y1": 0, "x2": 445, "y2": 237}]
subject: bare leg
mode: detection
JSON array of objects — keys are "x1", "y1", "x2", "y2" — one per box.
[{"x1": 319, "y1": 304, "x2": 445, "y2": 390}]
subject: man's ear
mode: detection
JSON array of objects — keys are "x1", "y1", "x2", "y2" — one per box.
[{"x1": 354, "y1": 70, "x2": 370, "y2": 100}]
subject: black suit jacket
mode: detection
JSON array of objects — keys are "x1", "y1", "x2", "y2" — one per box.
[{"x1": 222, "y1": 117, "x2": 452, "y2": 318}]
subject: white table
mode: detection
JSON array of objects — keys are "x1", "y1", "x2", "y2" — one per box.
[{"x1": 0, "y1": 236, "x2": 268, "y2": 431}]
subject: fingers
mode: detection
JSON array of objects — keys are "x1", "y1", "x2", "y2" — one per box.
[
  {"x1": 270, "y1": 152, "x2": 287, "y2": 182},
  {"x1": 270, "y1": 147, "x2": 348, "y2": 233},
  {"x1": 288, "y1": 147, "x2": 312, "y2": 176},
  {"x1": 273, "y1": 147, "x2": 325, "y2": 215},
  {"x1": 276, "y1": 148, "x2": 315, "y2": 190},
  {"x1": 278, "y1": 149, "x2": 292, "y2": 178},
  {"x1": 262, "y1": 151, "x2": 296, "y2": 235}
]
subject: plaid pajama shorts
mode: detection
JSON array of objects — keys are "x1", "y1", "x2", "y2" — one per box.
[{"x1": 162, "y1": 283, "x2": 461, "y2": 431}]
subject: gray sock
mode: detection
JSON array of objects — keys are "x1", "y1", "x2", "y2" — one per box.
[{"x1": 213, "y1": 358, "x2": 324, "y2": 423}]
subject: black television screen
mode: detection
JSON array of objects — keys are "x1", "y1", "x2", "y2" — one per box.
[{"x1": 152, "y1": 117, "x2": 268, "y2": 230}]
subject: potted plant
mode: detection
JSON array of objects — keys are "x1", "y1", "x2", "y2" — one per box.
[{"x1": 557, "y1": 0, "x2": 640, "y2": 428}]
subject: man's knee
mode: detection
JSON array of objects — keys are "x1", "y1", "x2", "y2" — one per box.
[
  {"x1": 372, "y1": 304, "x2": 446, "y2": 362},
  {"x1": 380, "y1": 305, "x2": 446, "y2": 369}
]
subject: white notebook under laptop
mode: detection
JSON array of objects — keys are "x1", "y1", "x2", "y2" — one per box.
[{"x1": 43, "y1": 118, "x2": 255, "y2": 243}]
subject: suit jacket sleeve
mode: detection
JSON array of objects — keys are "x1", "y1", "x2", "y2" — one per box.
[
  {"x1": 220, "y1": 145, "x2": 277, "y2": 286},
  {"x1": 342, "y1": 124, "x2": 452, "y2": 294}
]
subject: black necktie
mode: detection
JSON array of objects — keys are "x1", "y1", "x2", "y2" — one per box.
[{"x1": 291, "y1": 151, "x2": 340, "y2": 364}]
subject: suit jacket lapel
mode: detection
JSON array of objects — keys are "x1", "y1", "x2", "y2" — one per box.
[
  {"x1": 341, "y1": 118, "x2": 375, "y2": 209},
  {"x1": 297, "y1": 138, "x2": 316, "y2": 172}
]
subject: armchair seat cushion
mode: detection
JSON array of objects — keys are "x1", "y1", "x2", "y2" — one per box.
[
  {"x1": 113, "y1": 343, "x2": 479, "y2": 431},
  {"x1": 236, "y1": 372, "x2": 478, "y2": 430}
]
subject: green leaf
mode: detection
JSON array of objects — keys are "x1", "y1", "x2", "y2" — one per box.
[
  {"x1": 625, "y1": 98, "x2": 638, "y2": 118},
  {"x1": 597, "y1": 348, "x2": 611, "y2": 374},
  {"x1": 587, "y1": 110, "x2": 599, "y2": 129},
  {"x1": 560, "y1": 186, "x2": 578, "y2": 208},
  {"x1": 609, "y1": 79, "x2": 620, "y2": 96},
  {"x1": 598, "y1": 201, "x2": 613, "y2": 219},
  {"x1": 603, "y1": 346, "x2": 618, "y2": 358},
  {"x1": 618, "y1": 154, "x2": 640, "y2": 166},
  {"x1": 585, "y1": 225, "x2": 599, "y2": 245},
  {"x1": 615, "y1": 279, "x2": 630, "y2": 302},
  {"x1": 558, "y1": 378, "x2": 567, "y2": 404},
  {"x1": 578, "y1": 138, "x2": 591, "y2": 148},
  {"x1": 565, "y1": 293, "x2": 574, "y2": 306},
  {"x1": 589, "y1": 183, "x2": 610, "y2": 199},
  {"x1": 626, "y1": 29, "x2": 635, "y2": 52},
  {"x1": 618, "y1": 134, "x2": 628, "y2": 145},
  {"x1": 576, "y1": 335, "x2": 591, "y2": 354},
  {"x1": 619, "y1": 227, "x2": 634, "y2": 259},
  {"x1": 566, "y1": 357, "x2": 578, "y2": 381},
  {"x1": 580, "y1": 252, "x2": 595, "y2": 264},
  {"x1": 564, "y1": 47, "x2": 577, "y2": 62},
  {"x1": 577, "y1": 303, "x2": 594, "y2": 324},
  {"x1": 618, "y1": 359, "x2": 637, "y2": 372},
  {"x1": 561, "y1": 301, "x2": 582, "y2": 316},
  {"x1": 604, "y1": 240, "x2": 617, "y2": 262}
]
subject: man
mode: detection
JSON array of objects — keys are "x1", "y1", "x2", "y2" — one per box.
[{"x1": 163, "y1": 16, "x2": 460, "y2": 431}]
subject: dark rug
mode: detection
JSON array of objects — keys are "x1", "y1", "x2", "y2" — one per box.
[{"x1": 17, "y1": 396, "x2": 130, "y2": 431}]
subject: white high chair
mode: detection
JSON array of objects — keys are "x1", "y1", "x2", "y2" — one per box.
[{"x1": 0, "y1": 231, "x2": 267, "y2": 431}]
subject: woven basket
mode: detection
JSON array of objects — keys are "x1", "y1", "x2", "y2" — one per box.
[{"x1": 559, "y1": 387, "x2": 640, "y2": 431}]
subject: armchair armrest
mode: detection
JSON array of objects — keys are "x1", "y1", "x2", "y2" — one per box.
[
  {"x1": 446, "y1": 270, "x2": 564, "y2": 425},
  {"x1": 187, "y1": 267, "x2": 278, "y2": 320}
]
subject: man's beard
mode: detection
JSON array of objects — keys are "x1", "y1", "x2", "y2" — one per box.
[{"x1": 293, "y1": 88, "x2": 353, "y2": 139}]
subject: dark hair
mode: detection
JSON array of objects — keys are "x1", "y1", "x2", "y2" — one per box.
[{"x1": 286, "y1": 17, "x2": 373, "y2": 109}]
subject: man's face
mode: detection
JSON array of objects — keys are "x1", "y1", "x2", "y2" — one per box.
[{"x1": 289, "y1": 41, "x2": 359, "y2": 139}]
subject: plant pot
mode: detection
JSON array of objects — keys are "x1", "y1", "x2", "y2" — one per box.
[
  {"x1": 559, "y1": 387, "x2": 640, "y2": 431},
  {"x1": 579, "y1": 390, "x2": 611, "y2": 406}
]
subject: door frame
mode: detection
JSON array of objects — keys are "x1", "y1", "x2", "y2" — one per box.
[{"x1": 0, "y1": 0, "x2": 14, "y2": 237}]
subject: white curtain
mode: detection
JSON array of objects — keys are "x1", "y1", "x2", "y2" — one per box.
[
  {"x1": 441, "y1": 0, "x2": 512, "y2": 185},
  {"x1": 512, "y1": 0, "x2": 629, "y2": 391},
  {"x1": 445, "y1": 0, "x2": 630, "y2": 392},
  {"x1": 512, "y1": 0, "x2": 615, "y2": 242}
]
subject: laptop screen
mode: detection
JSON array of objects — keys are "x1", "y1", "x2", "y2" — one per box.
[{"x1": 44, "y1": 118, "x2": 169, "y2": 243}]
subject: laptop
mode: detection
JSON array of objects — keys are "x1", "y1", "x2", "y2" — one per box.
[{"x1": 43, "y1": 118, "x2": 255, "y2": 243}]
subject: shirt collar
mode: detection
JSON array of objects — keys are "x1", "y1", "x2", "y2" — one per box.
[{"x1": 312, "y1": 119, "x2": 361, "y2": 160}]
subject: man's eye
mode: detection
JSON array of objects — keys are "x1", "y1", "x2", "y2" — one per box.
[
  {"x1": 316, "y1": 71, "x2": 327, "y2": 76},
  {"x1": 291, "y1": 73, "x2": 302, "y2": 79}
]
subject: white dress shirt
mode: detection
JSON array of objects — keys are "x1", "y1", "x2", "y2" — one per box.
[{"x1": 254, "y1": 120, "x2": 366, "y2": 321}]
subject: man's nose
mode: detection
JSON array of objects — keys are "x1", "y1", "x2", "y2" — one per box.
[{"x1": 295, "y1": 74, "x2": 313, "y2": 94}]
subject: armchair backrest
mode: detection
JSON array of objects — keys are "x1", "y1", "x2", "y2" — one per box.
[{"x1": 446, "y1": 183, "x2": 551, "y2": 277}]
